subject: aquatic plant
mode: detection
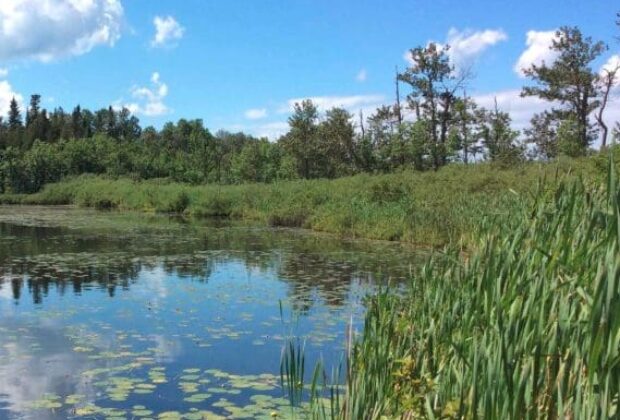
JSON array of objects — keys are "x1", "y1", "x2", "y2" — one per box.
[{"x1": 283, "y1": 158, "x2": 620, "y2": 418}]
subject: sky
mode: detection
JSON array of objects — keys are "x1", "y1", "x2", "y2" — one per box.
[{"x1": 0, "y1": 0, "x2": 618, "y2": 139}]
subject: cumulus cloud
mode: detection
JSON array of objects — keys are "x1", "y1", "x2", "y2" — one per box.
[
  {"x1": 356, "y1": 69, "x2": 368, "y2": 82},
  {"x1": 514, "y1": 30, "x2": 559, "y2": 77},
  {"x1": 237, "y1": 94, "x2": 386, "y2": 140},
  {"x1": 473, "y1": 89, "x2": 549, "y2": 130},
  {"x1": 601, "y1": 54, "x2": 620, "y2": 79},
  {"x1": 0, "y1": 0, "x2": 124, "y2": 62},
  {"x1": 445, "y1": 28, "x2": 507, "y2": 69},
  {"x1": 151, "y1": 16, "x2": 185, "y2": 48},
  {"x1": 123, "y1": 72, "x2": 171, "y2": 117},
  {"x1": 244, "y1": 108, "x2": 268, "y2": 120},
  {"x1": 404, "y1": 28, "x2": 507, "y2": 72},
  {"x1": 0, "y1": 321, "x2": 101, "y2": 415}
]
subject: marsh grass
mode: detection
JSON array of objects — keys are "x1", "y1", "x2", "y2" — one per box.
[
  {"x1": 2, "y1": 153, "x2": 617, "y2": 247},
  {"x1": 281, "y1": 157, "x2": 620, "y2": 418}
]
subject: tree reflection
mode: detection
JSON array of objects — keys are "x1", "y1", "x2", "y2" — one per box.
[{"x1": 0, "y1": 212, "x2": 417, "y2": 308}]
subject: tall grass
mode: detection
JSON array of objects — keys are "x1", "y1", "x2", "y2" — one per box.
[
  {"x1": 281, "y1": 158, "x2": 620, "y2": 418},
  {"x1": 2, "y1": 153, "x2": 617, "y2": 247}
]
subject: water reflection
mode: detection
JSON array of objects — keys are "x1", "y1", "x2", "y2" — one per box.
[
  {"x1": 0, "y1": 210, "x2": 415, "y2": 308},
  {"x1": 0, "y1": 206, "x2": 419, "y2": 419}
]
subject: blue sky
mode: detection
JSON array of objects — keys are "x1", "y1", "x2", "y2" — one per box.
[{"x1": 0, "y1": 0, "x2": 618, "y2": 138}]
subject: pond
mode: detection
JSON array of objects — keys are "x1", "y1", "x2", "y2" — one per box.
[{"x1": 0, "y1": 206, "x2": 421, "y2": 420}]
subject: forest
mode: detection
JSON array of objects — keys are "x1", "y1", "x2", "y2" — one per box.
[{"x1": 0, "y1": 23, "x2": 618, "y2": 194}]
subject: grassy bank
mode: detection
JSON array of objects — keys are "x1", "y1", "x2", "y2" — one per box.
[
  {"x1": 279, "y1": 158, "x2": 620, "y2": 419},
  {"x1": 0, "y1": 152, "x2": 616, "y2": 247}
]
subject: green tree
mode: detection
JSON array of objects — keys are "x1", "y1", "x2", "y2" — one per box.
[
  {"x1": 452, "y1": 95, "x2": 481, "y2": 164},
  {"x1": 0, "y1": 117, "x2": 7, "y2": 149},
  {"x1": 525, "y1": 111, "x2": 561, "y2": 159},
  {"x1": 318, "y1": 107, "x2": 357, "y2": 178},
  {"x1": 556, "y1": 116, "x2": 585, "y2": 157},
  {"x1": 186, "y1": 120, "x2": 216, "y2": 183},
  {"x1": 521, "y1": 27, "x2": 607, "y2": 153},
  {"x1": 117, "y1": 107, "x2": 141, "y2": 141},
  {"x1": 8, "y1": 97, "x2": 22, "y2": 131},
  {"x1": 25, "y1": 94, "x2": 41, "y2": 128},
  {"x1": 478, "y1": 100, "x2": 523, "y2": 164},
  {"x1": 231, "y1": 139, "x2": 271, "y2": 183},
  {"x1": 401, "y1": 120, "x2": 431, "y2": 170},
  {"x1": 281, "y1": 100, "x2": 319, "y2": 179},
  {"x1": 7, "y1": 97, "x2": 23, "y2": 147},
  {"x1": 25, "y1": 95, "x2": 50, "y2": 147},
  {"x1": 71, "y1": 106, "x2": 84, "y2": 138},
  {"x1": 399, "y1": 43, "x2": 461, "y2": 169},
  {"x1": 367, "y1": 105, "x2": 399, "y2": 170},
  {"x1": 48, "y1": 107, "x2": 72, "y2": 142}
]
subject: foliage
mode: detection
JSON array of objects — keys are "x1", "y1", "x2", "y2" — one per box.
[
  {"x1": 283, "y1": 154, "x2": 620, "y2": 419},
  {"x1": 0, "y1": 20, "x2": 617, "y2": 192},
  {"x1": 3, "y1": 150, "x2": 619, "y2": 249},
  {"x1": 399, "y1": 43, "x2": 459, "y2": 169},
  {"x1": 522, "y1": 26, "x2": 607, "y2": 151}
]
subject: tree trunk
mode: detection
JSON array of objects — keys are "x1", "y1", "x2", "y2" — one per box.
[{"x1": 596, "y1": 68, "x2": 618, "y2": 149}]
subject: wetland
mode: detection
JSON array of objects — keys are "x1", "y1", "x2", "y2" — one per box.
[{"x1": 0, "y1": 206, "x2": 420, "y2": 419}]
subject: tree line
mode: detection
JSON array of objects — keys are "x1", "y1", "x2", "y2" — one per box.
[{"x1": 0, "y1": 18, "x2": 619, "y2": 194}]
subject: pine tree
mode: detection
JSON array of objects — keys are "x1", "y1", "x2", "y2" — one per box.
[
  {"x1": 71, "y1": 105, "x2": 83, "y2": 138},
  {"x1": 26, "y1": 94, "x2": 41, "y2": 128},
  {"x1": 521, "y1": 27, "x2": 607, "y2": 153},
  {"x1": 8, "y1": 97, "x2": 22, "y2": 130}
]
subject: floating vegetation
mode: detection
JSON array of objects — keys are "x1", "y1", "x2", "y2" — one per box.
[
  {"x1": 0, "y1": 205, "x2": 411, "y2": 419},
  {"x1": 28, "y1": 394, "x2": 63, "y2": 410}
]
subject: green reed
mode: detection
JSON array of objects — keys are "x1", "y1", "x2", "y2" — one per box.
[{"x1": 282, "y1": 157, "x2": 619, "y2": 419}]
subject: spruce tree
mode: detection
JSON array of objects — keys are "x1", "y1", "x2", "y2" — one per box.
[{"x1": 8, "y1": 97, "x2": 22, "y2": 130}]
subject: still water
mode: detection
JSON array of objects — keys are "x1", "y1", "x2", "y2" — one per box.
[{"x1": 0, "y1": 206, "x2": 419, "y2": 419}]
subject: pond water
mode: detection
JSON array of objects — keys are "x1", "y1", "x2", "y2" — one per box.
[{"x1": 0, "y1": 206, "x2": 420, "y2": 420}]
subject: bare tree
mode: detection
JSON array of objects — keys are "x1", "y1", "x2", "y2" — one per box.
[
  {"x1": 595, "y1": 65, "x2": 619, "y2": 149},
  {"x1": 394, "y1": 66, "x2": 403, "y2": 127},
  {"x1": 359, "y1": 109, "x2": 365, "y2": 140}
]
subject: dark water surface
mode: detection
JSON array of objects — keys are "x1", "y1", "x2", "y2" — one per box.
[{"x1": 0, "y1": 206, "x2": 420, "y2": 419}]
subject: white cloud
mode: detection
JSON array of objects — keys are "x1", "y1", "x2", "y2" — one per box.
[
  {"x1": 234, "y1": 94, "x2": 385, "y2": 140},
  {"x1": 0, "y1": 328, "x2": 99, "y2": 415},
  {"x1": 241, "y1": 94, "x2": 386, "y2": 140},
  {"x1": 0, "y1": 0, "x2": 123, "y2": 62},
  {"x1": 0, "y1": 68, "x2": 8, "y2": 78},
  {"x1": 356, "y1": 69, "x2": 368, "y2": 82},
  {"x1": 151, "y1": 16, "x2": 185, "y2": 48},
  {"x1": 445, "y1": 28, "x2": 507, "y2": 69},
  {"x1": 244, "y1": 108, "x2": 268, "y2": 120},
  {"x1": 0, "y1": 80, "x2": 23, "y2": 117},
  {"x1": 123, "y1": 72, "x2": 171, "y2": 117},
  {"x1": 252, "y1": 122, "x2": 289, "y2": 139},
  {"x1": 282, "y1": 94, "x2": 386, "y2": 114},
  {"x1": 514, "y1": 30, "x2": 559, "y2": 77},
  {"x1": 473, "y1": 89, "x2": 549, "y2": 130},
  {"x1": 601, "y1": 54, "x2": 620, "y2": 79},
  {"x1": 403, "y1": 28, "x2": 507, "y2": 71}
]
